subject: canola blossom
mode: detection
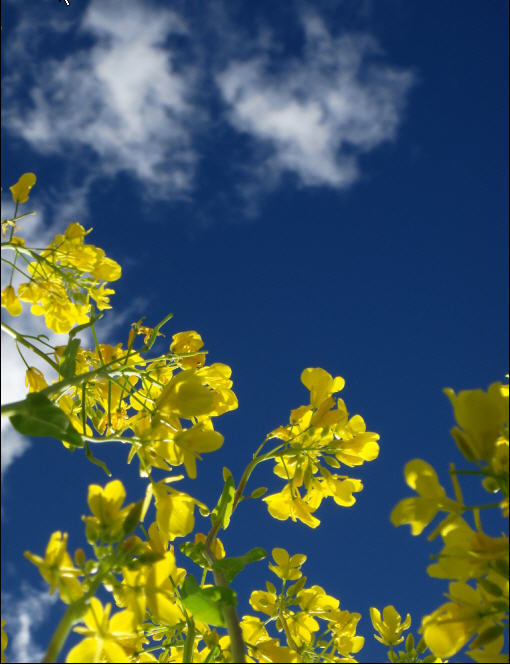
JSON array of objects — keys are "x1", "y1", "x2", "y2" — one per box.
[{"x1": 1, "y1": 175, "x2": 508, "y2": 664}]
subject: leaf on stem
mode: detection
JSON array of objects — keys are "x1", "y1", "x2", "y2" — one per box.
[
  {"x1": 213, "y1": 547, "x2": 267, "y2": 584},
  {"x1": 211, "y1": 474, "x2": 235, "y2": 530},
  {"x1": 59, "y1": 337, "x2": 81, "y2": 380},
  {"x1": 9, "y1": 393, "x2": 83, "y2": 448},
  {"x1": 181, "y1": 573, "x2": 237, "y2": 627}
]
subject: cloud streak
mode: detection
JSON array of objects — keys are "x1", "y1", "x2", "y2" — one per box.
[{"x1": 2, "y1": 584, "x2": 58, "y2": 663}]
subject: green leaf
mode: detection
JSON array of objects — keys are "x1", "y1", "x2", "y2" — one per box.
[
  {"x1": 478, "y1": 577, "x2": 504, "y2": 597},
  {"x1": 469, "y1": 624, "x2": 504, "y2": 649},
  {"x1": 180, "y1": 574, "x2": 236, "y2": 627},
  {"x1": 85, "y1": 442, "x2": 111, "y2": 476},
  {"x1": 122, "y1": 500, "x2": 144, "y2": 536},
  {"x1": 416, "y1": 637, "x2": 428, "y2": 654},
  {"x1": 9, "y1": 393, "x2": 83, "y2": 448},
  {"x1": 59, "y1": 337, "x2": 81, "y2": 380},
  {"x1": 204, "y1": 645, "x2": 221, "y2": 663},
  {"x1": 491, "y1": 557, "x2": 509, "y2": 579},
  {"x1": 213, "y1": 547, "x2": 267, "y2": 584},
  {"x1": 250, "y1": 486, "x2": 268, "y2": 499},
  {"x1": 179, "y1": 541, "x2": 210, "y2": 568},
  {"x1": 287, "y1": 576, "x2": 307, "y2": 597},
  {"x1": 210, "y1": 474, "x2": 235, "y2": 530}
]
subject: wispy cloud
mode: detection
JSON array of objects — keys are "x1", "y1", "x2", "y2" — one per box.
[
  {"x1": 4, "y1": 2, "x2": 413, "y2": 213},
  {"x1": 2, "y1": 584, "x2": 58, "y2": 663},
  {"x1": 216, "y1": 13, "x2": 414, "y2": 190},
  {"x1": 4, "y1": 0, "x2": 199, "y2": 204}
]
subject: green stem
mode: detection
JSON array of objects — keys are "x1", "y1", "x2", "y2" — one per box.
[
  {"x1": 43, "y1": 572, "x2": 104, "y2": 663},
  {"x1": 1, "y1": 347, "x2": 164, "y2": 418},
  {"x1": 2, "y1": 322, "x2": 60, "y2": 371},
  {"x1": 182, "y1": 616, "x2": 196, "y2": 663},
  {"x1": 211, "y1": 565, "x2": 246, "y2": 663},
  {"x1": 43, "y1": 603, "x2": 80, "y2": 664}
]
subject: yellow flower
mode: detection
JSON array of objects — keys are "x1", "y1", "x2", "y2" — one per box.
[
  {"x1": 252, "y1": 639, "x2": 300, "y2": 663},
  {"x1": 421, "y1": 582, "x2": 487, "y2": 659},
  {"x1": 156, "y1": 370, "x2": 215, "y2": 419},
  {"x1": 444, "y1": 383, "x2": 508, "y2": 462},
  {"x1": 25, "y1": 532, "x2": 83, "y2": 603},
  {"x1": 170, "y1": 330, "x2": 206, "y2": 369},
  {"x1": 89, "y1": 284, "x2": 115, "y2": 310},
  {"x1": 173, "y1": 423, "x2": 224, "y2": 478},
  {"x1": 1, "y1": 285, "x2": 22, "y2": 316},
  {"x1": 301, "y1": 367, "x2": 345, "y2": 408},
  {"x1": 1, "y1": 620, "x2": 8, "y2": 664},
  {"x1": 296, "y1": 585, "x2": 339, "y2": 613},
  {"x1": 153, "y1": 483, "x2": 207, "y2": 541},
  {"x1": 427, "y1": 517, "x2": 509, "y2": 582},
  {"x1": 66, "y1": 598, "x2": 139, "y2": 663},
  {"x1": 286, "y1": 611, "x2": 320, "y2": 646},
  {"x1": 83, "y1": 480, "x2": 131, "y2": 543},
  {"x1": 241, "y1": 615, "x2": 270, "y2": 645},
  {"x1": 25, "y1": 367, "x2": 48, "y2": 393},
  {"x1": 334, "y1": 416, "x2": 380, "y2": 467},
  {"x1": 120, "y1": 549, "x2": 186, "y2": 626},
  {"x1": 390, "y1": 459, "x2": 460, "y2": 535},
  {"x1": 263, "y1": 483, "x2": 320, "y2": 528},
  {"x1": 370, "y1": 605, "x2": 411, "y2": 646},
  {"x1": 249, "y1": 590, "x2": 278, "y2": 616},
  {"x1": 91, "y1": 256, "x2": 122, "y2": 282},
  {"x1": 268, "y1": 548, "x2": 307, "y2": 581},
  {"x1": 10, "y1": 172, "x2": 36, "y2": 203},
  {"x1": 329, "y1": 609, "x2": 365, "y2": 658}
]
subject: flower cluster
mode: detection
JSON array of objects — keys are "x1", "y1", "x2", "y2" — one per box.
[
  {"x1": 391, "y1": 380, "x2": 509, "y2": 662},
  {"x1": 2, "y1": 174, "x2": 121, "y2": 332},
  {"x1": 45, "y1": 328, "x2": 237, "y2": 481},
  {"x1": 264, "y1": 368, "x2": 380, "y2": 528},
  {"x1": 243, "y1": 548, "x2": 364, "y2": 663}
]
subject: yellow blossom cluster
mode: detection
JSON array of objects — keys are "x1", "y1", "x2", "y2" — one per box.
[
  {"x1": 264, "y1": 367, "x2": 380, "y2": 528},
  {"x1": 2, "y1": 173, "x2": 121, "y2": 332},
  {"x1": 244, "y1": 548, "x2": 364, "y2": 663},
  {"x1": 391, "y1": 380, "x2": 509, "y2": 662}
]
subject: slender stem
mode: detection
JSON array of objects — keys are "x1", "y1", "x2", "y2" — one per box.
[
  {"x1": 182, "y1": 616, "x2": 196, "y2": 663},
  {"x1": 43, "y1": 603, "x2": 80, "y2": 664},
  {"x1": 43, "y1": 572, "x2": 104, "y2": 663},
  {"x1": 210, "y1": 564, "x2": 246, "y2": 663},
  {"x1": 1, "y1": 347, "x2": 163, "y2": 417},
  {"x1": 2, "y1": 322, "x2": 60, "y2": 371}
]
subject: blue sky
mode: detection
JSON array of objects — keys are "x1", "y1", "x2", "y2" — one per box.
[{"x1": 1, "y1": 0, "x2": 508, "y2": 662}]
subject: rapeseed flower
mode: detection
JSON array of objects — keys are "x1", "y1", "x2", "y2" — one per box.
[{"x1": 370, "y1": 605, "x2": 411, "y2": 646}]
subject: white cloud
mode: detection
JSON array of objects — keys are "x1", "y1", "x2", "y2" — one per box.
[
  {"x1": 2, "y1": 584, "x2": 59, "y2": 663},
  {"x1": 216, "y1": 13, "x2": 414, "y2": 189},
  {"x1": 3, "y1": 2, "x2": 414, "y2": 211},
  {"x1": 4, "y1": 0, "x2": 198, "y2": 201}
]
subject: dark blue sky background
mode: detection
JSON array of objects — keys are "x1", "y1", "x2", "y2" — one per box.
[{"x1": 1, "y1": 0, "x2": 508, "y2": 662}]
